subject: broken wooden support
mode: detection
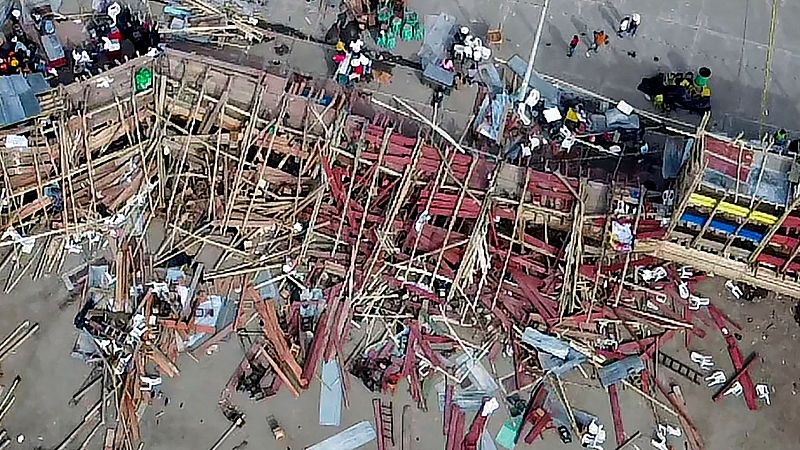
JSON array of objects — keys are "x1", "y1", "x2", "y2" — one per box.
[
  {"x1": 608, "y1": 384, "x2": 625, "y2": 446},
  {"x1": 0, "y1": 322, "x2": 39, "y2": 363},
  {"x1": 373, "y1": 398, "x2": 394, "y2": 450},
  {"x1": 707, "y1": 306, "x2": 758, "y2": 410},
  {"x1": 654, "y1": 380, "x2": 704, "y2": 450},
  {"x1": 150, "y1": 346, "x2": 180, "y2": 378},
  {"x1": 251, "y1": 289, "x2": 305, "y2": 394},
  {"x1": 712, "y1": 352, "x2": 759, "y2": 402}
]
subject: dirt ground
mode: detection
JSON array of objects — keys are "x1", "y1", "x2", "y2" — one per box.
[{"x1": 1, "y1": 235, "x2": 800, "y2": 450}]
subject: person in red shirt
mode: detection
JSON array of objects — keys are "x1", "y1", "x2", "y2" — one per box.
[{"x1": 567, "y1": 34, "x2": 580, "y2": 57}]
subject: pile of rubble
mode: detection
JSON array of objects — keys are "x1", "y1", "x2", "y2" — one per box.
[{"x1": 0, "y1": 44, "x2": 774, "y2": 450}]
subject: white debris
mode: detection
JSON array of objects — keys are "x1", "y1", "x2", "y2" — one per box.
[
  {"x1": 688, "y1": 295, "x2": 710, "y2": 310},
  {"x1": 415, "y1": 211, "x2": 431, "y2": 233},
  {"x1": 724, "y1": 381, "x2": 743, "y2": 397},
  {"x1": 4, "y1": 134, "x2": 28, "y2": 148},
  {"x1": 581, "y1": 419, "x2": 606, "y2": 450},
  {"x1": 725, "y1": 279, "x2": 743, "y2": 299},
  {"x1": 1, "y1": 227, "x2": 35, "y2": 254},
  {"x1": 639, "y1": 266, "x2": 667, "y2": 283},
  {"x1": 480, "y1": 398, "x2": 500, "y2": 416},
  {"x1": 756, "y1": 384, "x2": 771, "y2": 405},
  {"x1": 705, "y1": 370, "x2": 726, "y2": 387},
  {"x1": 690, "y1": 351, "x2": 713, "y2": 370}
]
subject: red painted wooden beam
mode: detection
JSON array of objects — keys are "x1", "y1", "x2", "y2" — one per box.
[
  {"x1": 708, "y1": 306, "x2": 758, "y2": 410},
  {"x1": 608, "y1": 384, "x2": 625, "y2": 446}
]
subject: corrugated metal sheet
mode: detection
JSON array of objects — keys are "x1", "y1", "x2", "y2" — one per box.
[
  {"x1": 306, "y1": 421, "x2": 376, "y2": 450},
  {"x1": 0, "y1": 73, "x2": 51, "y2": 127},
  {"x1": 318, "y1": 360, "x2": 343, "y2": 426}
]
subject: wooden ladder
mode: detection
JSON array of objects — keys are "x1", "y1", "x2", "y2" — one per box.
[
  {"x1": 373, "y1": 398, "x2": 395, "y2": 450},
  {"x1": 657, "y1": 351, "x2": 703, "y2": 385}
]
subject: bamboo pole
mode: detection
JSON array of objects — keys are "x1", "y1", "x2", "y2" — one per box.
[
  {"x1": 431, "y1": 155, "x2": 479, "y2": 283},
  {"x1": 331, "y1": 122, "x2": 367, "y2": 257},
  {"x1": 166, "y1": 70, "x2": 210, "y2": 226},
  {"x1": 491, "y1": 169, "x2": 530, "y2": 311},
  {"x1": 222, "y1": 76, "x2": 268, "y2": 232},
  {"x1": 346, "y1": 127, "x2": 392, "y2": 301},
  {"x1": 240, "y1": 95, "x2": 288, "y2": 232}
]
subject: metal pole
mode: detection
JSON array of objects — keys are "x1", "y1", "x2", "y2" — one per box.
[
  {"x1": 209, "y1": 416, "x2": 245, "y2": 450},
  {"x1": 521, "y1": 0, "x2": 551, "y2": 95}
]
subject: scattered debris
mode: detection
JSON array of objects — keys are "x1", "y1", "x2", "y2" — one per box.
[{"x1": 0, "y1": 4, "x2": 788, "y2": 449}]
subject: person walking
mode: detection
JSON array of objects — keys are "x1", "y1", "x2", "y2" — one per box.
[
  {"x1": 629, "y1": 13, "x2": 641, "y2": 36},
  {"x1": 587, "y1": 30, "x2": 608, "y2": 57},
  {"x1": 567, "y1": 34, "x2": 579, "y2": 57},
  {"x1": 618, "y1": 13, "x2": 641, "y2": 37}
]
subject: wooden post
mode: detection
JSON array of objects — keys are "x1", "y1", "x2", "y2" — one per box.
[
  {"x1": 750, "y1": 185, "x2": 799, "y2": 264},
  {"x1": 690, "y1": 194, "x2": 727, "y2": 248},
  {"x1": 491, "y1": 169, "x2": 530, "y2": 311},
  {"x1": 222, "y1": 75, "x2": 268, "y2": 232}
]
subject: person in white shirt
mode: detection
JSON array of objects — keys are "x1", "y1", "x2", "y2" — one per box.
[{"x1": 618, "y1": 13, "x2": 641, "y2": 38}]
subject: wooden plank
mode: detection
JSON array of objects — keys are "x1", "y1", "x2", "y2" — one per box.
[
  {"x1": 150, "y1": 346, "x2": 180, "y2": 378},
  {"x1": 712, "y1": 352, "x2": 759, "y2": 402},
  {"x1": 608, "y1": 384, "x2": 625, "y2": 446}
]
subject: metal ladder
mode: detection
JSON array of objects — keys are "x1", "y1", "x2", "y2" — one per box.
[
  {"x1": 657, "y1": 351, "x2": 703, "y2": 385},
  {"x1": 373, "y1": 398, "x2": 395, "y2": 450}
]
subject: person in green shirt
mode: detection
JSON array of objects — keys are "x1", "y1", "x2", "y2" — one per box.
[{"x1": 775, "y1": 129, "x2": 788, "y2": 146}]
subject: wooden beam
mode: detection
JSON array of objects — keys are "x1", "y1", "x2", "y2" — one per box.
[{"x1": 750, "y1": 193, "x2": 800, "y2": 263}]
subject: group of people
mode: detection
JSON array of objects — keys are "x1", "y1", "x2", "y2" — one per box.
[
  {"x1": 442, "y1": 26, "x2": 492, "y2": 88},
  {"x1": 72, "y1": 2, "x2": 160, "y2": 79},
  {"x1": 332, "y1": 38, "x2": 374, "y2": 85},
  {"x1": 1, "y1": 2, "x2": 160, "y2": 82},
  {"x1": 566, "y1": 13, "x2": 641, "y2": 58},
  {"x1": 0, "y1": 8, "x2": 52, "y2": 76}
]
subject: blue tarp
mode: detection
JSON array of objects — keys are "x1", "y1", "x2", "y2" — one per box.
[
  {"x1": 475, "y1": 93, "x2": 513, "y2": 142},
  {"x1": 538, "y1": 348, "x2": 587, "y2": 376},
  {"x1": 662, "y1": 137, "x2": 693, "y2": 179},
  {"x1": 604, "y1": 108, "x2": 640, "y2": 130},
  {"x1": 702, "y1": 151, "x2": 792, "y2": 207},
  {"x1": 418, "y1": 14, "x2": 456, "y2": 70}
]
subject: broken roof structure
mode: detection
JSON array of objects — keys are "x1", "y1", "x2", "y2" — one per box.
[{"x1": 0, "y1": 44, "x2": 787, "y2": 448}]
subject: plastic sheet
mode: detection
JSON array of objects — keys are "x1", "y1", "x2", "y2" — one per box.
[
  {"x1": 418, "y1": 13, "x2": 456, "y2": 69},
  {"x1": 476, "y1": 93, "x2": 513, "y2": 142}
]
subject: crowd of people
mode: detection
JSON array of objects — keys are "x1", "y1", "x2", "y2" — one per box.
[
  {"x1": 71, "y1": 2, "x2": 160, "y2": 80},
  {"x1": 0, "y1": 2, "x2": 160, "y2": 84},
  {"x1": 0, "y1": 8, "x2": 50, "y2": 76},
  {"x1": 333, "y1": 38, "x2": 374, "y2": 85}
]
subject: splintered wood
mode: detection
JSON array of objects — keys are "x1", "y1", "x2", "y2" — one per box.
[{"x1": 0, "y1": 47, "x2": 764, "y2": 450}]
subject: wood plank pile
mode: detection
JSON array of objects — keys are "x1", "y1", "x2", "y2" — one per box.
[{"x1": 0, "y1": 48, "x2": 769, "y2": 449}]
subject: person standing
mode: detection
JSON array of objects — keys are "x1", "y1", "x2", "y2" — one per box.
[
  {"x1": 587, "y1": 30, "x2": 608, "y2": 57},
  {"x1": 617, "y1": 16, "x2": 631, "y2": 37},
  {"x1": 618, "y1": 13, "x2": 641, "y2": 37},
  {"x1": 775, "y1": 129, "x2": 789, "y2": 146},
  {"x1": 567, "y1": 34, "x2": 580, "y2": 57}
]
